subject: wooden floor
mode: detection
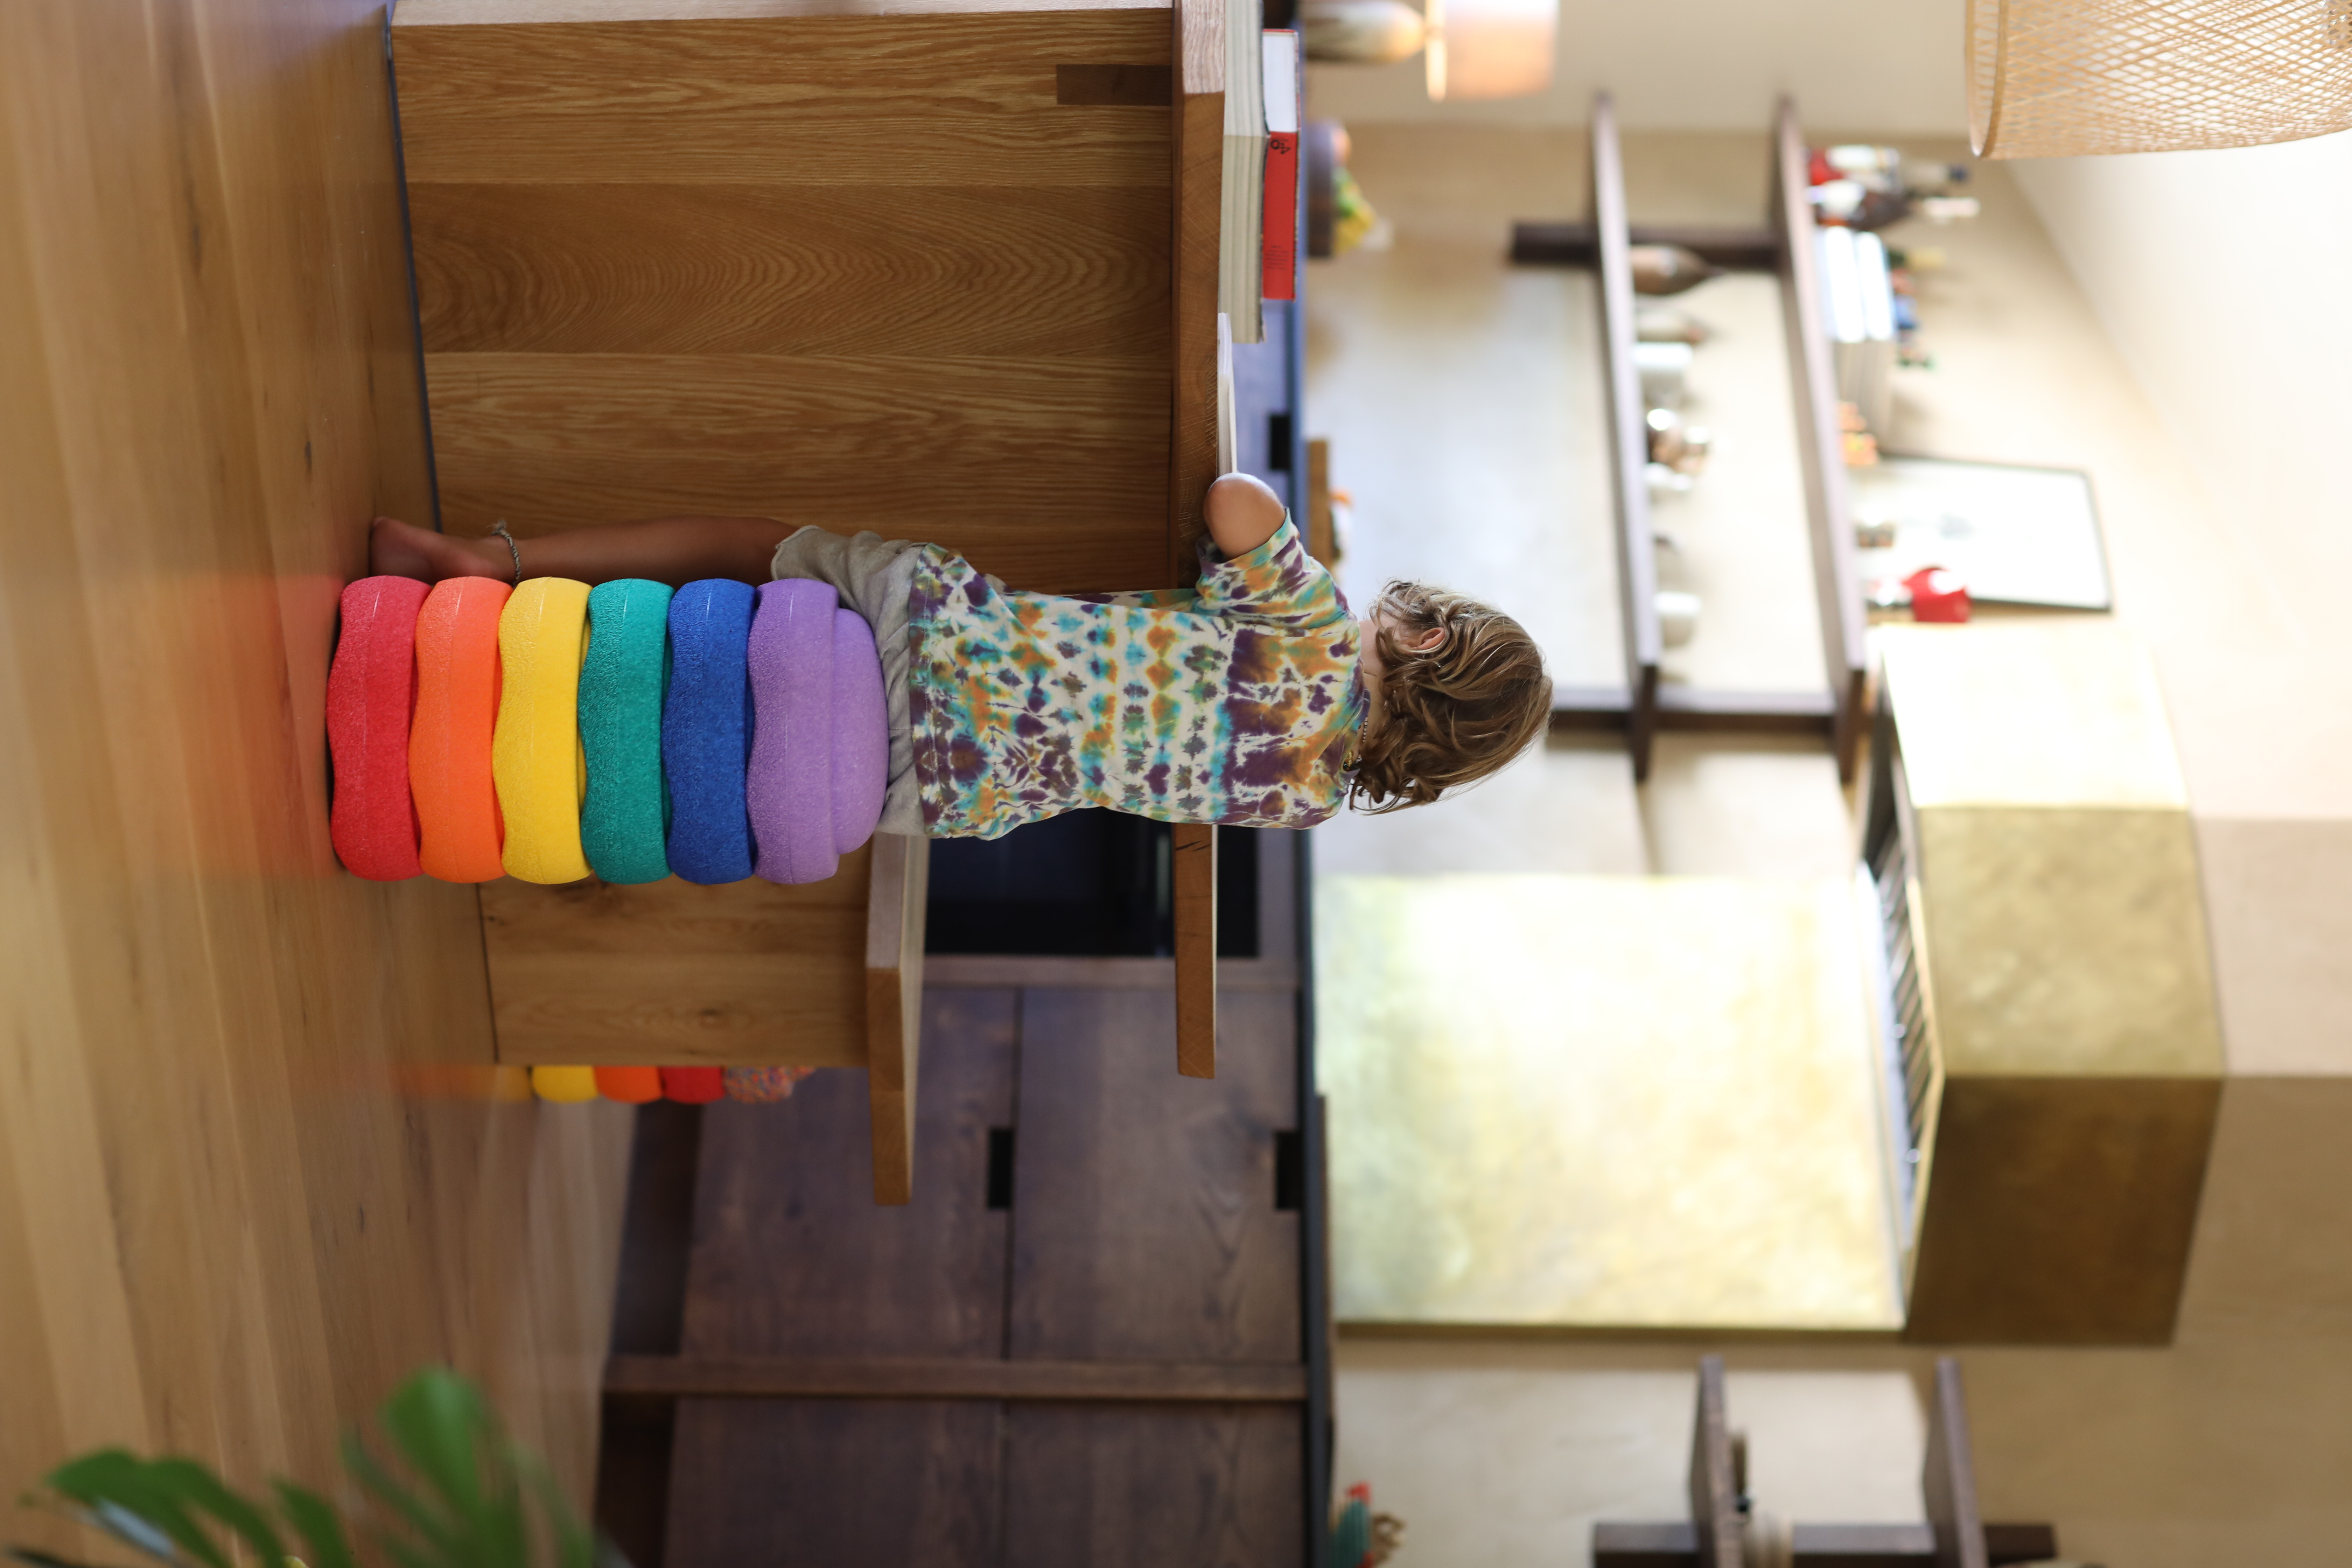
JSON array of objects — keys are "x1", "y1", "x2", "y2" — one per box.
[{"x1": 0, "y1": 0, "x2": 631, "y2": 1546}]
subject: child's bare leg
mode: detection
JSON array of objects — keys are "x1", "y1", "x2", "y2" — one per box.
[{"x1": 369, "y1": 514, "x2": 797, "y2": 589}]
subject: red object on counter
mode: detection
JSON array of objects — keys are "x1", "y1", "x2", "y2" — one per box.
[
  {"x1": 1905, "y1": 567, "x2": 1972, "y2": 623},
  {"x1": 1809, "y1": 148, "x2": 1836, "y2": 186}
]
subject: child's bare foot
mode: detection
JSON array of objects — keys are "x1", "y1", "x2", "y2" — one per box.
[{"x1": 370, "y1": 516, "x2": 509, "y2": 583}]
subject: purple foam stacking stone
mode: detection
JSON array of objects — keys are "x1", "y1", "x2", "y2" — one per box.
[
  {"x1": 747, "y1": 578, "x2": 839, "y2": 884},
  {"x1": 831, "y1": 608, "x2": 887, "y2": 854}
]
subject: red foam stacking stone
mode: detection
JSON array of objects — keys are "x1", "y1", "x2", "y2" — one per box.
[
  {"x1": 660, "y1": 1066, "x2": 725, "y2": 1104},
  {"x1": 595, "y1": 1066, "x2": 664, "y2": 1104},
  {"x1": 329, "y1": 576, "x2": 430, "y2": 880}
]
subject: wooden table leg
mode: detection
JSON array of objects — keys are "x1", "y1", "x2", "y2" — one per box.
[
  {"x1": 1172, "y1": 822, "x2": 1217, "y2": 1078},
  {"x1": 864, "y1": 833, "x2": 929, "y2": 1204}
]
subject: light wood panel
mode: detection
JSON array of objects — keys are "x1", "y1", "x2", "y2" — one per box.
[
  {"x1": 482, "y1": 858, "x2": 873, "y2": 1066},
  {"x1": 0, "y1": 0, "x2": 629, "y2": 1542},
  {"x1": 394, "y1": 12, "x2": 1174, "y2": 188},
  {"x1": 1168, "y1": 0, "x2": 1224, "y2": 577},
  {"x1": 412, "y1": 185, "x2": 1170, "y2": 358},
  {"x1": 396, "y1": 1, "x2": 1184, "y2": 592}
]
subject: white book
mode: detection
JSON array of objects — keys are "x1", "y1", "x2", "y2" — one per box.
[
  {"x1": 1217, "y1": 0, "x2": 1266, "y2": 343},
  {"x1": 1263, "y1": 29, "x2": 1299, "y2": 135}
]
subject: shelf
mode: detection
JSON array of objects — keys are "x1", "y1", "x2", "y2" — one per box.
[{"x1": 1521, "y1": 95, "x2": 1868, "y2": 783}]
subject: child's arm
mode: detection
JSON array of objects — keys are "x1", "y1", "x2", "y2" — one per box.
[{"x1": 1205, "y1": 472, "x2": 1288, "y2": 559}]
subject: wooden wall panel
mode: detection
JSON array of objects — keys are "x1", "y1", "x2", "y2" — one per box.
[
  {"x1": 1009, "y1": 988, "x2": 1300, "y2": 1362},
  {"x1": 394, "y1": 12, "x2": 1173, "y2": 188},
  {"x1": 412, "y1": 185, "x2": 1169, "y2": 358},
  {"x1": 681, "y1": 990, "x2": 1018, "y2": 1358},
  {"x1": 482, "y1": 867, "x2": 873, "y2": 1066},
  {"x1": 0, "y1": 0, "x2": 628, "y2": 1529},
  {"x1": 1000, "y1": 1403, "x2": 1303, "y2": 1568},
  {"x1": 396, "y1": 4, "x2": 1181, "y2": 593}
]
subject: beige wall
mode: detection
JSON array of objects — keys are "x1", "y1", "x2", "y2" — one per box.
[
  {"x1": 1306, "y1": 0, "x2": 1968, "y2": 133},
  {"x1": 2006, "y1": 135, "x2": 2352, "y2": 1075}
]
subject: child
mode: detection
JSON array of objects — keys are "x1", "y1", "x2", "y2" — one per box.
[{"x1": 369, "y1": 474, "x2": 1552, "y2": 839}]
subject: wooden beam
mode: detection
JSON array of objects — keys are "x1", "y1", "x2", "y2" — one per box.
[
  {"x1": 923, "y1": 954, "x2": 1297, "y2": 993},
  {"x1": 1511, "y1": 222, "x2": 1780, "y2": 271},
  {"x1": 1550, "y1": 686, "x2": 1837, "y2": 738},
  {"x1": 1169, "y1": 0, "x2": 1224, "y2": 583},
  {"x1": 1589, "y1": 93, "x2": 1661, "y2": 782},
  {"x1": 1595, "y1": 1522, "x2": 2059, "y2": 1568},
  {"x1": 605, "y1": 1353, "x2": 1308, "y2": 1404},
  {"x1": 864, "y1": 833, "x2": 929, "y2": 1206},
  {"x1": 1770, "y1": 96, "x2": 1868, "y2": 784},
  {"x1": 1688, "y1": 1355, "x2": 1741, "y2": 1568},
  {"x1": 1172, "y1": 821, "x2": 1218, "y2": 1077},
  {"x1": 1924, "y1": 1358, "x2": 1990, "y2": 1568}
]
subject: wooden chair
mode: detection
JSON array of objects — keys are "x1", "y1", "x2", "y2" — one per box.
[{"x1": 391, "y1": 0, "x2": 1230, "y2": 1203}]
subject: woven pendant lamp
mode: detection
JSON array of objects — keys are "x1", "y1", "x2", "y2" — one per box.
[{"x1": 1971, "y1": 0, "x2": 2352, "y2": 156}]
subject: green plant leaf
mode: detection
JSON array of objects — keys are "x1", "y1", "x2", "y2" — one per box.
[
  {"x1": 46, "y1": 1452, "x2": 230, "y2": 1568},
  {"x1": 341, "y1": 1436, "x2": 469, "y2": 1568},
  {"x1": 145, "y1": 1460, "x2": 284, "y2": 1567},
  {"x1": 375, "y1": 1373, "x2": 488, "y2": 1524},
  {"x1": 271, "y1": 1483, "x2": 356, "y2": 1568}
]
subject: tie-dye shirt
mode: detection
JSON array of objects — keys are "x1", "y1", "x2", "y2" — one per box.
[{"x1": 905, "y1": 518, "x2": 1364, "y2": 839}]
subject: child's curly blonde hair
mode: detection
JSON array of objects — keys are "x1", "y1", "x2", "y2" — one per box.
[{"x1": 1347, "y1": 581, "x2": 1554, "y2": 814}]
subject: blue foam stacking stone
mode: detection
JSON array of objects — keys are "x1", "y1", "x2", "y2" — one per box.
[
  {"x1": 580, "y1": 578, "x2": 674, "y2": 884},
  {"x1": 662, "y1": 579, "x2": 757, "y2": 884}
]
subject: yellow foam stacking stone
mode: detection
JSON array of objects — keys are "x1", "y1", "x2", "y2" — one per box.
[
  {"x1": 495, "y1": 577, "x2": 594, "y2": 884},
  {"x1": 531, "y1": 1065, "x2": 599, "y2": 1103}
]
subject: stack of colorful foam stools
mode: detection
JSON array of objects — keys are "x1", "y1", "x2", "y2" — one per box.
[{"x1": 327, "y1": 573, "x2": 887, "y2": 1105}]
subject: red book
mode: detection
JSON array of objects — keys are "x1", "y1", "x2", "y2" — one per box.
[{"x1": 1261, "y1": 30, "x2": 1300, "y2": 302}]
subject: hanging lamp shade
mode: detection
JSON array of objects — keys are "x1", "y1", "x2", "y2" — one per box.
[{"x1": 1970, "y1": 0, "x2": 2352, "y2": 157}]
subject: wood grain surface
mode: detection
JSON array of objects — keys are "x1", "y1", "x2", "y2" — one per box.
[
  {"x1": 866, "y1": 833, "x2": 931, "y2": 1204},
  {"x1": 667, "y1": 1399, "x2": 1004, "y2": 1564},
  {"x1": 681, "y1": 991, "x2": 1016, "y2": 1358},
  {"x1": 1010, "y1": 988, "x2": 1300, "y2": 1362},
  {"x1": 399, "y1": 3, "x2": 1188, "y2": 594},
  {"x1": 609, "y1": 1352, "x2": 1308, "y2": 1401},
  {"x1": 1000, "y1": 1403, "x2": 1304, "y2": 1568},
  {"x1": 1168, "y1": 0, "x2": 1225, "y2": 576},
  {"x1": 1174, "y1": 821, "x2": 1219, "y2": 1076},
  {"x1": 0, "y1": 0, "x2": 627, "y2": 1541},
  {"x1": 481, "y1": 866, "x2": 874, "y2": 1066},
  {"x1": 412, "y1": 185, "x2": 1171, "y2": 358},
  {"x1": 394, "y1": 11, "x2": 1174, "y2": 187}
]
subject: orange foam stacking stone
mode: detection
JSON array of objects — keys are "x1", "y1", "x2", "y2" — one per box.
[
  {"x1": 411, "y1": 577, "x2": 511, "y2": 882},
  {"x1": 595, "y1": 1066, "x2": 664, "y2": 1104}
]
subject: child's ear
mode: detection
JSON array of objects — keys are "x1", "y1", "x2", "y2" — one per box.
[{"x1": 1410, "y1": 626, "x2": 1447, "y2": 653}]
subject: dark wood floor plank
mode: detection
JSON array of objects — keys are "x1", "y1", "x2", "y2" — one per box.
[
  {"x1": 666, "y1": 1399, "x2": 1002, "y2": 1568},
  {"x1": 413, "y1": 185, "x2": 1170, "y2": 359},
  {"x1": 681, "y1": 989, "x2": 1016, "y2": 1359},
  {"x1": 1000, "y1": 1404, "x2": 1304, "y2": 1568},
  {"x1": 1010, "y1": 988, "x2": 1301, "y2": 1363}
]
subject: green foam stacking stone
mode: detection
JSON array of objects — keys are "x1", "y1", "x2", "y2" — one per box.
[{"x1": 580, "y1": 578, "x2": 674, "y2": 884}]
